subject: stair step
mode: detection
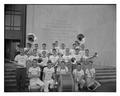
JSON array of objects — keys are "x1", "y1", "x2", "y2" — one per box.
[
  {"x1": 96, "y1": 70, "x2": 116, "y2": 73},
  {"x1": 96, "y1": 75, "x2": 116, "y2": 79},
  {"x1": 5, "y1": 79, "x2": 16, "y2": 82},
  {"x1": 96, "y1": 72, "x2": 116, "y2": 76},
  {"x1": 5, "y1": 72, "x2": 16, "y2": 76},
  {"x1": 5, "y1": 82, "x2": 29, "y2": 87},
  {"x1": 5, "y1": 75, "x2": 16, "y2": 79},
  {"x1": 98, "y1": 78, "x2": 116, "y2": 83},
  {"x1": 96, "y1": 68, "x2": 116, "y2": 70},
  {"x1": 5, "y1": 69, "x2": 16, "y2": 72}
]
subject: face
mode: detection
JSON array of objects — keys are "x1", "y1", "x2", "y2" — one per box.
[
  {"x1": 61, "y1": 43, "x2": 65, "y2": 49},
  {"x1": 20, "y1": 48, "x2": 24, "y2": 55},
  {"x1": 77, "y1": 65, "x2": 81, "y2": 70},
  {"x1": 26, "y1": 43, "x2": 32, "y2": 48},
  {"x1": 42, "y1": 51, "x2": 46, "y2": 57},
  {"x1": 52, "y1": 49, "x2": 57, "y2": 55},
  {"x1": 66, "y1": 48, "x2": 70, "y2": 54},
  {"x1": 72, "y1": 44, "x2": 76, "y2": 49},
  {"x1": 34, "y1": 44, "x2": 38, "y2": 49},
  {"x1": 32, "y1": 60, "x2": 37, "y2": 67},
  {"x1": 61, "y1": 61, "x2": 65, "y2": 68},
  {"x1": 42, "y1": 44, "x2": 46, "y2": 49},
  {"x1": 52, "y1": 43, "x2": 56, "y2": 48},
  {"x1": 80, "y1": 44, "x2": 85, "y2": 50},
  {"x1": 85, "y1": 49, "x2": 89, "y2": 56},
  {"x1": 47, "y1": 63, "x2": 52, "y2": 68},
  {"x1": 33, "y1": 49, "x2": 37, "y2": 55},
  {"x1": 55, "y1": 41, "x2": 58, "y2": 47},
  {"x1": 75, "y1": 48, "x2": 80, "y2": 54}
]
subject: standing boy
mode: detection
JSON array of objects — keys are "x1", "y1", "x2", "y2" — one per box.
[{"x1": 14, "y1": 48, "x2": 28, "y2": 91}]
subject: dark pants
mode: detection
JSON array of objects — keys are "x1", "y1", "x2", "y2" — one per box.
[{"x1": 16, "y1": 68, "x2": 26, "y2": 91}]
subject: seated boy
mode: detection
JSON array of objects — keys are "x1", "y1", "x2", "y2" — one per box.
[
  {"x1": 85, "y1": 60, "x2": 101, "y2": 91},
  {"x1": 43, "y1": 60, "x2": 55, "y2": 92},
  {"x1": 57, "y1": 60, "x2": 69, "y2": 74},
  {"x1": 28, "y1": 59, "x2": 44, "y2": 91},
  {"x1": 73, "y1": 63, "x2": 85, "y2": 91}
]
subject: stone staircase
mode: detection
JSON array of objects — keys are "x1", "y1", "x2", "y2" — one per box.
[{"x1": 4, "y1": 62, "x2": 116, "y2": 92}]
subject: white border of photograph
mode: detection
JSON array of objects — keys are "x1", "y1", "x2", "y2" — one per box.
[{"x1": 0, "y1": 0, "x2": 119, "y2": 96}]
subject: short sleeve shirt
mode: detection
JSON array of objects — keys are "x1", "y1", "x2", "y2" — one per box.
[
  {"x1": 49, "y1": 55, "x2": 59, "y2": 63},
  {"x1": 29, "y1": 67, "x2": 41, "y2": 76},
  {"x1": 73, "y1": 69, "x2": 84, "y2": 78},
  {"x1": 14, "y1": 54, "x2": 28, "y2": 67},
  {"x1": 43, "y1": 67, "x2": 55, "y2": 80},
  {"x1": 85, "y1": 68, "x2": 95, "y2": 78}
]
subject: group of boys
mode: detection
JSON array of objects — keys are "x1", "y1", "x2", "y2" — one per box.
[{"x1": 14, "y1": 40, "x2": 101, "y2": 92}]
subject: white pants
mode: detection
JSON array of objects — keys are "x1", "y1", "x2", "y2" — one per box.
[
  {"x1": 44, "y1": 79, "x2": 54, "y2": 92},
  {"x1": 29, "y1": 78, "x2": 45, "y2": 90},
  {"x1": 77, "y1": 79, "x2": 86, "y2": 88},
  {"x1": 75, "y1": 79, "x2": 85, "y2": 91}
]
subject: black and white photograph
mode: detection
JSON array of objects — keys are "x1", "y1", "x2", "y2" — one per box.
[{"x1": 4, "y1": 4, "x2": 116, "y2": 92}]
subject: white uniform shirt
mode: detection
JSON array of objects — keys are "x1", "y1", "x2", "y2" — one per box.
[
  {"x1": 85, "y1": 68, "x2": 95, "y2": 78},
  {"x1": 62, "y1": 55, "x2": 72, "y2": 63},
  {"x1": 29, "y1": 66, "x2": 41, "y2": 76},
  {"x1": 49, "y1": 55, "x2": 59, "y2": 64},
  {"x1": 28, "y1": 55, "x2": 39, "y2": 61},
  {"x1": 39, "y1": 57, "x2": 48, "y2": 66},
  {"x1": 59, "y1": 49, "x2": 66, "y2": 55},
  {"x1": 79, "y1": 50, "x2": 85, "y2": 58},
  {"x1": 14, "y1": 54, "x2": 28, "y2": 67},
  {"x1": 57, "y1": 66, "x2": 68, "y2": 74},
  {"x1": 43, "y1": 67, "x2": 55, "y2": 80},
  {"x1": 70, "y1": 49, "x2": 75, "y2": 55},
  {"x1": 73, "y1": 69, "x2": 84, "y2": 80},
  {"x1": 39, "y1": 49, "x2": 49, "y2": 54},
  {"x1": 73, "y1": 54, "x2": 82, "y2": 61}
]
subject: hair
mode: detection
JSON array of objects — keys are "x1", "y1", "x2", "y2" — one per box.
[
  {"x1": 52, "y1": 43, "x2": 56, "y2": 45},
  {"x1": 52, "y1": 48, "x2": 56, "y2": 51},
  {"x1": 47, "y1": 60, "x2": 52, "y2": 63},
  {"x1": 42, "y1": 43, "x2": 46, "y2": 46},
  {"x1": 61, "y1": 60, "x2": 65, "y2": 63},
  {"x1": 32, "y1": 59, "x2": 38, "y2": 62},
  {"x1": 34, "y1": 43, "x2": 38, "y2": 45},
  {"x1": 85, "y1": 49, "x2": 89, "y2": 52}
]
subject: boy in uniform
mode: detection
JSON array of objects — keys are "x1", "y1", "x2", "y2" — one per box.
[
  {"x1": 73, "y1": 63, "x2": 85, "y2": 91},
  {"x1": 62, "y1": 48, "x2": 72, "y2": 72},
  {"x1": 49, "y1": 49, "x2": 59, "y2": 67},
  {"x1": 14, "y1": 48, "x2": 28, "y2": 91},
  {"x1": 85, "y1": 61, "x2": 101, "y2": 91},
  {"x1": 28, "y1": 59, "x2": 44, "y2": 91},
  {"x1": 43, "y1": 60, "x2": 55, "y2": 92},
  {"x1": 59, "y1": 43, "x2": 66, "y2": 56}
]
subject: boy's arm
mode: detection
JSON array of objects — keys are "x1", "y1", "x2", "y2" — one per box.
[
  {"x1": 42, "y1": 69, "x2": 45, "y2": 81},
  {"x1": 92, "y1": 69, "x2": 96, "y2": 80}
]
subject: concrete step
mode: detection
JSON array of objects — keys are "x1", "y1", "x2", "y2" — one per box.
[
  {"x1": 5, "y1": 82, "x2": 29, "y2": 87},
  {"x1": 96, "y1": 67, "x2": 116, "y2": 70},
  {"x1": 98, "y1": 78, "x2": 116, "y2": 83},
  {"x1": 5, "y1": 72, "x2": 16, "y2": 76},
  {"x1": 5, "y1": 68, "x2": 16, "y2": 72},
  {"x1": 5, "y1": 79, "x2": 16, "y2": 83},
  {"x1": 96, "y1": 72, "x2": 116, "y2": 76},
  {"x1": 96, "y1": 75, "x2": 116, "y2": 79},
  {"x1": 5, "y1": 75, "x2": 16, "y2": 79},
  {"x1": 96, "y1": 70, "x2": 116, "y2": 73}
]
